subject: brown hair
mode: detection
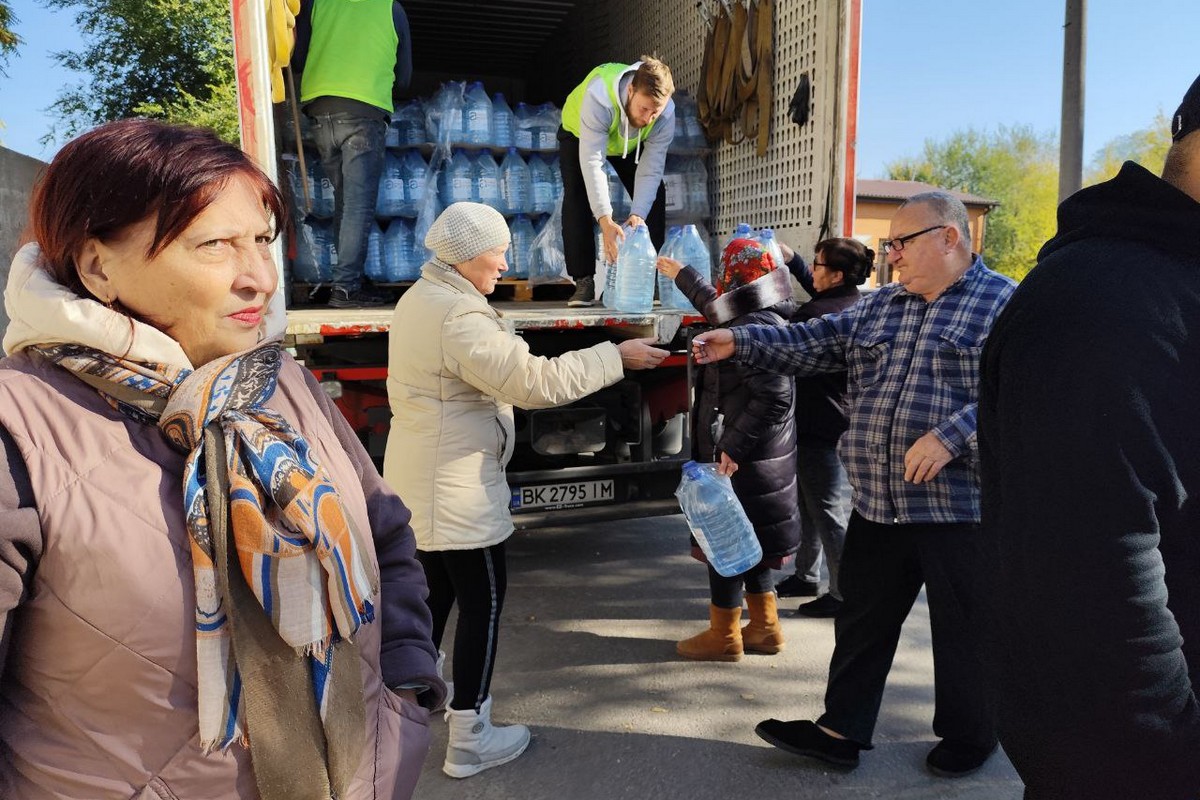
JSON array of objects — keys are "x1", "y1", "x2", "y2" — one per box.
[
  {"x1": 815, "y1": 237, "x2": 875, "y2": 286},
  {"x1": 631, "y1": 55, "x2": 675, "y2": 100},
  {"x1": 29, "y1": 118, "x2": 286, "y2": 300}
]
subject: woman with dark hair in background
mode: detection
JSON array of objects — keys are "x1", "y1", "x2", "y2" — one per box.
[
  {"x1": 0, "y1": 119, "x2": 443, "y2": 800},
  {"x1": 773, "y1": 238, "x2": 873, "y2": 618}
]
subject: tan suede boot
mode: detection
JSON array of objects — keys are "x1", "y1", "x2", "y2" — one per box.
[
  {"x1": 742, "y1": 591, "x2": 786, "y2": 654},
  {"x1": 677, "y1": 605, "x2": 744, "y2": 662}
]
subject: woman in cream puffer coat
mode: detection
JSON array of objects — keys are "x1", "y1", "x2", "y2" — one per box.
[{"x1": 383, "y1": 202, "x2": 667, "y2": 779}]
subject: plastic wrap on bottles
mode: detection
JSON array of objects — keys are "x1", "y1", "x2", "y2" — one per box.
[
  {"x1": 548, "y1": 156, "x2": 563, "y2": 202},
  {"x1": 473, "y1": 151, "x2": 502, "y2": 210},
  {"x1": 401, "y1": 149, "x2": 428, "y2": 218},
  {"x1": 675, "y1": 460, "x2": 762, "y2": 577},
  {"x1": 293, "y1": 219, "x2": 335, "y2": 283},
  {"x1": 685, "y1": 156, "x2": 709, "y2": 219},
  {"x1": 528, "y1": 200, "x2": 568, "y2": 285},
  {"x1": 491, "y1": 93, "x2": 514, "y2": 148},
  {"x1": 507, "y1": 214, "x2": 535, "y2": 279},
  {"x1": 663, "y1": 156, "x2": 686, "y2": 221},
  {"x1": 425, "y1": 81, "x2": 466, "y2": 146},
  {"x1": 612, "y1": 223, "x2": 657, "y2": 313},
  {"x1": 364, "y1": 223, "x2": 386, "y2": 282},
  {"x1": 500, "y1": 147, "x2": 531, "y2": 216},
  {"x1": 513, "y1": 102, "x2": 534, "y2": 150},
  {"x1": 414, "y1": 148, "x2": 448, "y2": 265},
  {"x1": 281, "y1": 154, "x2": 314, "y2": 219},
  {"x1": 533, "y1": 103, "x2": 561, "y2": 150},
  {"x1": 463, "y1": 81, "x2": 493, "y2": 145},
  {"x1": 393, "y1": 100, "x2": 427, "y2": 147},
  {"x1": 384, "y1": 218, "x2": 419, "y2": 281},
  {"x1": 306, "y1": 157, "x2": 335, "y2": 219},
  {"x1": 376, "y1": 152, "x2": 405, "y2": 217}
]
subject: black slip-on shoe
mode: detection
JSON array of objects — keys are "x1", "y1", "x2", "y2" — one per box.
[
  {"x1": 774, "y1": 574, "x2": 820, "y2": 598},
  {"x1": 754, "y1": 719, "x2": 861, "y2": 768},
  {"x1": 567, "y1": 275, "x2": 595, "y2": 307},
  {"x1": 925, "y1": 740, "x2": 998, "y2": 778},
  {"x1": 794, "y1": 594, "x2": 843, "y2": 618}
]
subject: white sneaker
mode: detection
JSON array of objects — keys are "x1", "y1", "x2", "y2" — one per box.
[{"x1": 442, "y1": 695, "x2": 531, "y2": 778}]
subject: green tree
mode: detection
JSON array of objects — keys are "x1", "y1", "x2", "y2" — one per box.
[
  {"x1": 1085, "y1": 112, "x2": 1171, "y2": 185},
  {"x1": 40, "y1": 0, "x2": 237, "y2": 141},
  {"x1": 886, "y1": 126, "x2": 1059, "y2": 282},
  {"x1": 0, "y1": 1, "x2": 21, "y2": 76}
]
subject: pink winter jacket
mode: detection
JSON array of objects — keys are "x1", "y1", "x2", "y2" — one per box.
[{"x1": 0, "y1": 350, "x2": 445, "y2": 800}]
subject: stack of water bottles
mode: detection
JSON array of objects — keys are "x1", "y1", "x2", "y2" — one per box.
[
  {"x1": 675, "y1": 460, "x2": 762, "y2": 578},
  {"x1": 284, "y1": 153, "x2": 338, "y2": 284},
  {"x1": 729, "y1": 222, "x2": 787, "y2": 271},
  {"x1": 668, "y1": 91, "x2": 708, "y2": 153}
]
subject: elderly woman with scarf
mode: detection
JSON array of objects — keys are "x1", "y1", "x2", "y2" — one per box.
[
  {"x1": 0, "y1": 119, "x2": 444, "y2": 800},
  {"x1": 384, "y1": 202, "x2": 669, "y2": 779},
  {"x1": 657, "y1": 239, "x2": 801, "y2": 661}
]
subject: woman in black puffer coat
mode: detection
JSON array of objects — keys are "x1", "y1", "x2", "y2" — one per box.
[{"x1": 657, "y1": 238, "x2": 800, "y2": 662}]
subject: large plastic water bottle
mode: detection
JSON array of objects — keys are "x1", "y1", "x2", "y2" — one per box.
[
  {"x1": 676, "y1": 224, "x2": 714, "y2": 286},
  {"x1": 364, "y1": 222, "x2": 386, "y2": 282},
  {"x1": 401, "y1": 150, "x2": 428, "y2": 217},
  {"x1": 528, "y1": 154, "x2": 555, "y2": 216},
  {"x1": 548, "y1": 156, "x2": 563, "y2": 202},
  {"x1": 657, "y1": 227, "x2": 694, "y2": 311},
  {"x1": 440, "y1": 148, "x2": 475, "y2": 206},
  {"x1": 376, "y1": 152, "x2": 405, "y2": 217},
  {"x1": 463, "y1": 81, "x2": 493, "y2": 145},
  {"x1": 675, "y1": 460, "x2": 762, "y2": 577},
  {"x1": 473, "y1": 151, "x2": 502, "y2": 210},
  {"x1": 758, "y1": 228, "x2": 787, "y2": 270},
  {"x1": 394, "y1": 100, "x2": 426, "y2": 147},
  {"x1": 508, "y1": 214, "x2": 535, "y2": 279},
  {"x1": 731, "y1": 222, "x2": 754, "y2": 245},
  {"x1": 535, "y1": 103, "x2": 559, "y2": 150},
  {"x1": 293, "y1": 219, "x2": 334, "y2": 283},
  {"x1": 597, "y1": 223, "x2": 618, "y2": 308},
  {"x1": 492, "y1": 92, "x2": 514, "y2": 148},
  {"x1": 426, "y1": 81, "x2": 465, "y2": 145},
  {"x1": 499, "y1": 148, "x2": 531, "y2": 216},
  {"x1": 612, "y1": 223, "x2": 657, "y2": 313},
  {"x1": 513, "y1": 102, "x2": 533, "y2": 150}
]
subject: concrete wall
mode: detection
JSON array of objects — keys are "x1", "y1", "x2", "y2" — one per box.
[{"x1": 0, "y1": 147, "x2": 47, "y2": 338}]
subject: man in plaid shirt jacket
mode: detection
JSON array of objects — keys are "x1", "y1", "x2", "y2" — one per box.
[{"x1": 693, "y1": 192, "x2": 1015, "y2": 777}]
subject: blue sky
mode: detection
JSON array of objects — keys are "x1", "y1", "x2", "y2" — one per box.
[{"x1": 1, "y1": 1, "x2": 1198, "y2": 177}]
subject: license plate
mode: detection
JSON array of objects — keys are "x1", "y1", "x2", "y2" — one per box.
[{"x1": 511, "y1": 479, "x2": 615, "y2": 510}]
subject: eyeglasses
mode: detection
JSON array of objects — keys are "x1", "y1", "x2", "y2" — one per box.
[{"x1": 880, "y1": 225, "x2": 946, "y2": 254}]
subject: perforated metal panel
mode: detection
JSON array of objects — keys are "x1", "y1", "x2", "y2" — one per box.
[{"x1": 530, "y1": 0, "x2": 851, "y2": 256}]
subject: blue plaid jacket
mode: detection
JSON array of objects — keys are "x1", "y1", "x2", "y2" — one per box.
[{"x1": 733, "y1": 257, "x2": 1015, "y2": 524}]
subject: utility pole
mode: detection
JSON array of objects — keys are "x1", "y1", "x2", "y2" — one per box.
[{"x1": 1058, "y1": 0, "x2": 1086, "y2": 202}]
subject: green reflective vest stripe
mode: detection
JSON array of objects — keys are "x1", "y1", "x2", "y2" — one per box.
[
  {"x1": 562, "y1": 62, "x2": 659, "y2": 156},
  {"x1": 301, "y1": 0, "x2": 398, "y2": 113}
]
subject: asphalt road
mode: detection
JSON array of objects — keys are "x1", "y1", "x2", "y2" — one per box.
[{"x1": 412, "y1": 513, "x2": 1024, "y2": 800}]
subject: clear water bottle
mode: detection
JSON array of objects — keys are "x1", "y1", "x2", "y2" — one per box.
[
  {"x1": 364, "y1": 222, "x2": 386, "y2": 282},
  {"x1": 440, "y1": 148, "x2": 475, "y2": 207},
  {"x1": 376, "y1": 152, "x2": 405, "y2": 217},
  {"x1": 675, "y1": 460, "x2": 762, "y2": 578},
  {"x1": 463, "y1": 81, "x2": 493, "y2": 145},
  {"x1": 731, "y1": 222, "x2": 754, "y2": 246},
  {"x1": 384, "y1": 113, "x2": 401, "y2": 149},
  {"x1": 598, "y1": 223, "x2": 619, "y2": 308},
  {"x1": 395, "y1": 100, "x2": 426, "y2": 147},
  {"x1": 513, "y1": 102, "x2": 533, "y2": 150},
  {"x1": 612, "y1": 223, "x2": 656, "y2": 313},
  {"x1": 676, "y1": 224, "x2": 714, "y2": 287},
  {"x1": 657, "y1": 226, "x2": 694, "y2": 311},
  {"x1": 492, "y1": 92, "x2": 514, "y2": 148},
  {"x1": 528, "y1": 154, "x2": 555, "y2": 216},
  {"x1": 508, "y1": 214, "x2": 535, "y2": 279},
  {"x1": 758, "y1": 228, "x2": 787, "y2": 270},
  {"x1": 535, "y1": 102, "x2": 559, "y2": 150},
  {"x1": 500, "y1": 148, "x2": 531, "y2": 216},
  {"x1": 384, "y1": 218, "x2": 419, "y2": 281},
  {"x1": 426, "y1": 81, "x2": 465, "y2": 145},
  {"x1": 401, "y1": 150, "x2": 428, "y2": 218},
  {"x1": 548, "y1": 156, "x2": 563, "y2": 202},
  {"x1": 473, "y1": 151, "x2": 502, "y2": 210}
]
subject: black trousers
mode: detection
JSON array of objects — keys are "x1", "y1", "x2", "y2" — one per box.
[
  {"x1": 558, "y1": 127, "x2": 666, "y2": 278},
  {"x1": 816, "y1": 512, "x2": 997, "y2": 750},
  {"x1": 708, "y1": 561, "x2": 774, "y2": 608},
  {"x1": 417, "y1": 543, "x2": 507, "y2": 712}
]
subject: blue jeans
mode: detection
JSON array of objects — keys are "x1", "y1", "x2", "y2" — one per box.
[
  {"x1": 793, "y1": 440, "x2": 852, "y2": 600},
  {"x1": 311, "y1": 112, "x2": 387, "y2": 290}
]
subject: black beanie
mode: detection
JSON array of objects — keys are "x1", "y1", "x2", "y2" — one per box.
[{"x1": 1171, "y1": 74, "x2": 1200, "y2": 142}]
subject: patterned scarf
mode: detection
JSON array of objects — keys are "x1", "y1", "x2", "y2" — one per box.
[{"x1": 33, "y1": 341, "x2": 379, "y2": 757}]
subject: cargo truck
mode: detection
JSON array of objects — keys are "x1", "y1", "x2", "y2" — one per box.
[{"x1": 229, "y1": 0, "x2": 861, "y2": 527}]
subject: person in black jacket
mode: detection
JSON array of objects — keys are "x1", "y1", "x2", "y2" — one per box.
[
  {"x1": 978, "y1": 75, "x2": 1200, "y2": 800},
  {"x1": 657, "y1": 238, "x2": 800, "y2": 661},
  {"x1": 772, "y1": 238, "x2": 873, "y2": 618}
]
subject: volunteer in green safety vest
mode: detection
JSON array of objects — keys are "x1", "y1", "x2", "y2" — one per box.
[{"x1": 559, "y1": 57, "x2": 676, "y2": 306}]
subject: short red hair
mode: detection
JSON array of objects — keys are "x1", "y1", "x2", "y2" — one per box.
[{"x1": 29, "y1": 118, "x2": 286, "y2": 299}]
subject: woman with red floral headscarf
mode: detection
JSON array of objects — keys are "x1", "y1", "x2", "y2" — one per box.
[{"x1": 657, "y1": 238, "x2": 801, "y2": 661}]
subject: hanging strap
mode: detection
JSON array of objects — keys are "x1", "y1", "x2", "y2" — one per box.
[{"x1": 698, "y1": 0, "x2": 774, "y2": 156}]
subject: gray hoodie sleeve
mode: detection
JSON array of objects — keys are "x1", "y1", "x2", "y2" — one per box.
[
  {"x1": 577, "y1": 82, "x2": 616, "y2": 220},
  {"x1": 630, "y1": 99, "x2": 675, "y2": 220}
]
